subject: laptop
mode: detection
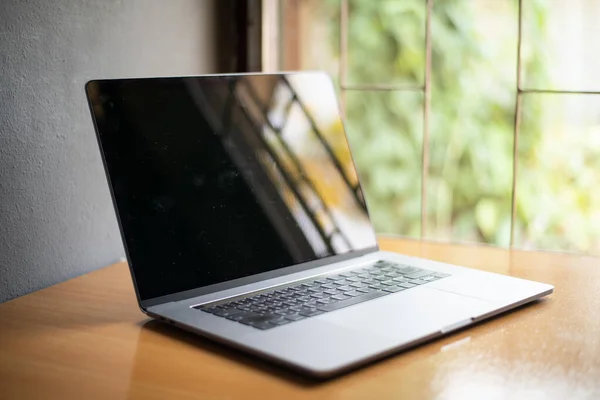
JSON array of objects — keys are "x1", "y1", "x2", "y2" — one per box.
[{"x1": 85, "y1": 71, "x2": 553, "y2": 378}]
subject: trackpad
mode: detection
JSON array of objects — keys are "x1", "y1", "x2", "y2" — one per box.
[{"x1": 322, "y1": 287, "x2": 493, "y2": 341}]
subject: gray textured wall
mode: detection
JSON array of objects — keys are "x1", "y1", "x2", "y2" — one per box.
[{"x1": 0, "y1": 0, "x2": 218, "y2": 302}]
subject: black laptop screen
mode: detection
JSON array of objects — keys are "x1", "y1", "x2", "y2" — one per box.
[{"x1": 87, "y1": 73, "x2": 377, "y2": 301}]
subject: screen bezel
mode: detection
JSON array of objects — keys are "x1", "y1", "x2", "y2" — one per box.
[{"x1": 85, "y1": 72, "x2": 379, "y2": 310}]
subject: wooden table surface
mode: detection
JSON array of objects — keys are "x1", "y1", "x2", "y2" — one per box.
[{"x1": 1, "y1": 237, "x2": 599, "y2": 399}]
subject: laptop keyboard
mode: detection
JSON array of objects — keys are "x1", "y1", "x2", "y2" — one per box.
[{"x1": 194, "y1": 260, "x2": 450, "y2": 330}]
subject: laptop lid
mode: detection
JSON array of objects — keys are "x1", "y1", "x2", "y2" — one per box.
[{"x1": 86, "y1": 72, "x2": 378, "y2": 307}]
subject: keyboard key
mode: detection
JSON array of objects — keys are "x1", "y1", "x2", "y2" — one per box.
[
  {"x1": 346, "y1": 276, "x2": 361, "y2": 282},
  {"x1": 310, "y1": 293, "x2": 326, "y2": 298},
  {"x1": 300, "y1": 309, "x2": 324, "y2": 317},
  {"x1": 238, "y1": 313, "x2": 281, "y2": 324},
  {"x1": 213, "y1": 308, "x2": 243, "y2": 317},
  {"x1": 331, "y1": 294, "x2": 350, "y2": 301},
  {"x1": 249, "y1": 322, "x2": 276, "y2": 330},
  {"x1": 321, "y1": 284, "x2": 336, "y2": 289},
  {"x1": 381, "y1": 280, "x2": 395, "y2": 286},
  {"x1": 317, "y1": 291, "x2": 387, "y2": 312},
  {"x1": 314, "y1": 279, "x2": 328, "y2": 284},
  {"x1": 373, "y1": 276, "x2": 387, "y2": 282},
  {"x1": 398, "y1": 282, "x2": 416, "y2": 289},
  {"x1": 350, "y1": 282, "x2": 364, "y2": 288},
  {"x1": 423, "y1": 276, "x2": 438, "y2": 281},
  {"x1": 405, "y1": 270, "x2": 432, "y2": 279},
  {"x1": 340, "y1": 272, "x2": 356, "y2": 277},
  {"x1": 285, "y1": 314, "x2": 306, "y2": 322},
  {"x1": 275, "y1": 310, "x2": 297, "y2": 316},
  {"x1": 271, "y1": 319, "x2": 292, "y2": 326},
  {"x1": 369, "y1": 284, "x2": 386, "y2": 290},
  {"x1": 392, "y1": 277, "x2": 408, "y2": 283},
  {"x1": 337, "y1": 285, "x2": 353, "y2": 292},
  {"x1": 383, "y1": 286, "x2": 405, "y2": 293},
  {"x1": 433, "y1": 272, "x2": 451, "y2": 278},
  {"x1": 396, "y1": 266, "x2": 419, "y2": 274},
  {"x1": 346, "y1": 291, "x2": 363, "y2": 297},
  {"x1": 226, "y1": 312, "x2": 258, "y2": 321},
  {"x1": 200, "y1": 306, "x2": 219, "y2": 314},
  {"x1": 356, "y1": 287, "x2": 371, "y2": 293},
  {"x1": 409, "y1": 279, "x2": 428, "y2": 285}
]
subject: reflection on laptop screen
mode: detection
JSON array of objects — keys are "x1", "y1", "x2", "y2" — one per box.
[{"x1": 88, "y1": 72, "x2": 378, "y2": 300}]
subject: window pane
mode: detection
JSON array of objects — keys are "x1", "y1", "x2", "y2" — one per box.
[
  {"x1": 522, "y1": 0, "x2": 600, "y2": 91},
  {"x1": 345, "y1": 90, "x2": 423, "y2": 237},
  {"x1": 515, "y1": 94, "x2": 600, "y2": 254},
  {"x1": 347, "y1": 0, "x2": 425, "y2": 86},
  {"x1": 426, "y1": 0, "x2": 518, "y2": 246}
]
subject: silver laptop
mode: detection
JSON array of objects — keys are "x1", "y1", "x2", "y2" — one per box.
[{"x1": 86, "y1": 72, "x2": 553, "y2": 378}]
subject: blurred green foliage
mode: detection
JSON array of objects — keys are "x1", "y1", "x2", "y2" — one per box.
[
  {"x1": 516, "y1": 94, "x2": 600, "y2": 253},
  {"x1": 322, "y1": 0, "x2": 553, "y2": 248}
]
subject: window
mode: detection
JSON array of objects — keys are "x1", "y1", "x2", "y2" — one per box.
[{"x1": 262, "y1": 0, "x2": 600, "y2": 255}]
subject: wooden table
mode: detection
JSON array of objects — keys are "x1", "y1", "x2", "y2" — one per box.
[{"x1": 1, "y1": 238, "x2": 599, "y2": 399}]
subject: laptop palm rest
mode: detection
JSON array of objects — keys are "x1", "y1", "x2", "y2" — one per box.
[{"x1": 322, "y1": 286, "x2": 492, "y2": 341}]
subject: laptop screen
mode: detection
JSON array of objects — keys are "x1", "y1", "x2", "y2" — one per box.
[{"x1": 87, "y1": 72, "x2": 378, "y2": 301}]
